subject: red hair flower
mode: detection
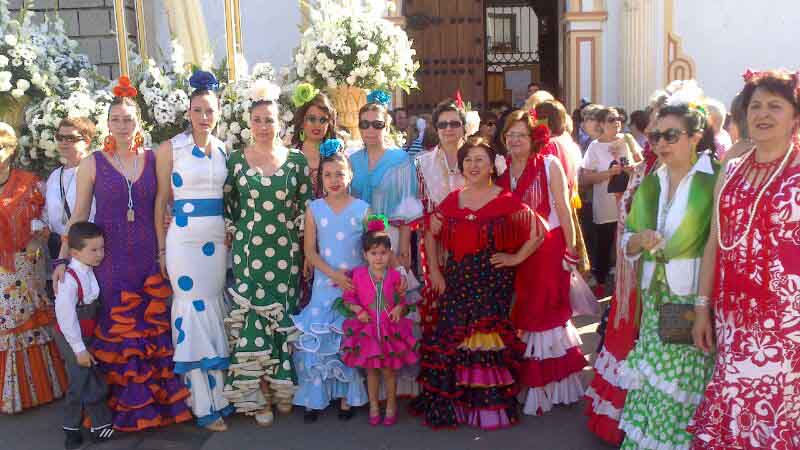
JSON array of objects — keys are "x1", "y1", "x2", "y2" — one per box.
[
  {"x1": 112, "y1": 75, "x2": 138, "y2": 98},
  {"x1": 365, "y1": 214, "x2": 389, "y2": 233},
  {"x1": 532, "y1": 124, "x2": 551, "y2": 145}
]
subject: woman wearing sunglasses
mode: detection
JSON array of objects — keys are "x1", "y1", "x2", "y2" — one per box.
[
  {"x1": 580, "y1": 107, "x2": 636, "y2": 297},
  {"x1": 689, "y1": 70, "x2": 800, "y2": 449},
  {"x1": 617, "y1": 100, "x2": 718, "y2": 449},
  {"x1": 44, "y1": 118, "x2": 97, "y2": 261},
  {"x1": 290, "y1": 91, "x2": 338, "y2": 309},
  {"x1": 349, "y1": 100, "x2": 423, "y2": 397}
]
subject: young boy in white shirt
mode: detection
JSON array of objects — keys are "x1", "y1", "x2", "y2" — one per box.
[{"x1": 54, "y1": 221, "x2": 113, "y2": 449}]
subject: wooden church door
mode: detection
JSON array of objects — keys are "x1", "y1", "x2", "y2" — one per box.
[{"x1": 404, "y1": 0, "x2": 487, "y2": 115}]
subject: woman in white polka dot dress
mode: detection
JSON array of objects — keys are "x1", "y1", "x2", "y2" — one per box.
[
  {"x1": 222, "y1": 80, "x2": 313, "y2": 426},
  {"x1": 154, "y1": 71, "x2": 233, "y2": 431},
  {"x1": 291, "y1": 141, "x2": 369, "y2": 423}
]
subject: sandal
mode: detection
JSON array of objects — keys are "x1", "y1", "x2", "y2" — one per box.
[
  {"x1": 204, "y1": 418, "x2": 228, "y2": 432},
  {"x1": 383, "y1": 408, "x2": 397, "y2": 426},
  {"x1": 255, "y1": 407, "x2": 274, "y2": 427},
  {"x1": 368, "y1": 408, "x2": 381, "y2": 426}
]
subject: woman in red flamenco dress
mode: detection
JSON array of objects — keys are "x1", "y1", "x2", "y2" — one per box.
[
  {"x1": 410, "y1": 137, "x2": 542, "y2": 430},
  {"x1": 496, "y1": 110, "x2": 588, "y2": 416},
  {"x1": 689, "y1": 70, "x2": 800, "y2": 449}
]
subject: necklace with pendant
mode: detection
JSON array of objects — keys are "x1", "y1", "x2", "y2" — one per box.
[{"x1": 113, "y1": 152, "x2": 138, "y2": 222}]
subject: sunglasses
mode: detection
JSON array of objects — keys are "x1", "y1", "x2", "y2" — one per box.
[
  {"x1": 647, "y1": 128, "x2": 688, "y2": 145},
  {"x1": 481, "y1": 121, "x2": 496, "y2": 127},
  {"x1": 358, "y1": 120, "x2": 386, "y2": 130},
  {"x1": 55, "y1": 134, "x2": 84, "y2": 143},
  {"x1": 305, "y1": 115, "x2": 329, "y2": 125},
  {"x1": 436, "y1": 120, "x2": 463, "y2": 130}
]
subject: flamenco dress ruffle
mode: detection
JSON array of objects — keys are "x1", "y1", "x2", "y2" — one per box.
[
  {"x1": 341, "y1": 311, "x2": 418, "y2": 370},
  {"x1": 90, "y1": 273, "x2": 192, "y2": 431}
]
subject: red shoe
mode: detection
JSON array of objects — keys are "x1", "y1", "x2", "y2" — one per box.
[
  {"x1": 383, "y1": 411, "x2": 397, "y2": 426},
  {"x1": 593, "y1": 283, "x2": 606, "y2": 298},
  {"x1": 369, "y1": 410, "x2": 382, "y2": 426}
]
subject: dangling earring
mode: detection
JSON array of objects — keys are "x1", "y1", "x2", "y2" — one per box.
[
  {"x1": 299, "y1": 130, "x2": 306, "y2": 142},
  {"x1": 103, "y1": 135, "x2": 117, "y2": 155},
  {"x1": 133, "y1": 131, "x2": 144, "y2": 153}
]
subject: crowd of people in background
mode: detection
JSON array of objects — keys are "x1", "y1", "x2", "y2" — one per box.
[{"x1": 0, "y1": 66, "x2": 798, "y2": 450}]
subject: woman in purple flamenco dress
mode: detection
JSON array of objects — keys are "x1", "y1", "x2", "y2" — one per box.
[{"x1": 54, "y1": 79, "x2": 191, "y2": 431}]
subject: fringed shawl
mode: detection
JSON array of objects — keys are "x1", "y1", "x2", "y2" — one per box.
[
  {"x1": 436, "y1": 189, "x2": 533, "y2": 262},
  {"x1": 497, "y1": 152, "x2": 551, "y2": 220},
  {"x1": 0, "y1": 170, "x2": 44, "y2": 272}
]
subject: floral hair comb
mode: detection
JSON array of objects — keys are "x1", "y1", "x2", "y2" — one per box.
[
  {"x1": 112, "y1": 76, "x2": 138, "y2": 98},
  {"x1": 366, "y1": 90, "x2": 392, "y2": 107},
  {"x1": 189, "y1": 70, "x2": 220, "y2": 92},
  {"x1": 292, "y1": 82, "x2": 319, "y2": 108},
  {"x1": 365, "y1": 214, "x2": 389, "y2": 233},
  {"x1": 320, "y1": 138, "x2": 344, "y2": 158}
]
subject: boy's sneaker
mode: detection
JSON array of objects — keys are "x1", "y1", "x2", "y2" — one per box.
[
  {"x1": 64, "y1": 428, "x2": 83, "y2": 450},
  {"x1": 92, "y1": 424, "x2": 114, "y2": 442}
]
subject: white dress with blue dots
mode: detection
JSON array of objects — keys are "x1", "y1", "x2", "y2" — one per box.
[
  {"x1": 166, "y1": 132, "x2": 233, "y2": 426},
  {"x1": 291, "y1": 198, "x2": 369, "y2": 410}
]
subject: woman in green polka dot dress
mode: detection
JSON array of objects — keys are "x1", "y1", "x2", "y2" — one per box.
[
  {"x1": 618, "y1": 103, "x2": 717, "y2": 449},
  {"x1": 222, "y1": 80, "x2": 312, "y2": 426}
]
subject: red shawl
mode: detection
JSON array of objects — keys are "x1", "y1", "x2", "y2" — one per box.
[
  {"x1": 0, "y1": 170, "x2": 44, "y2": 272},
  {"x1": 497, "y1": 151, "x2": 551, "y2": 220},
  {"x1": 436, "y1": 188, "x2": 533, "y2": 262}
]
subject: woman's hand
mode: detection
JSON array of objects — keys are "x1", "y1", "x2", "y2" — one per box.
[
  {"x1": 52, "y1": 263, "x2": 66, "y2": 294},
  {"x1": 357, "y1": 309, "x2": 370, "y2": 324},
  {"x1": 429, "y1": 269, "x2": 446, "y2": 295},
  {"x1": 389, "y1": 305, "x2": 406, "y2": 322},
  {"x1": 636, "y1": 230, "x2": 663, "y2": 253},
  {"x1": 331, "y1": 270, "x2": 353, "y2": 291},
  {"x1": 490, "y1": 252, "x2": 521, "y2": 268},
  {"x1": 692, "y1": 306, "x2": 715, "y2": 353},
  {"x1": 429, "y1": 213, "x2": 443, "y2": 235},
  {"x1": 303, "y1": 258, "x2": 312, "y2": 278}
]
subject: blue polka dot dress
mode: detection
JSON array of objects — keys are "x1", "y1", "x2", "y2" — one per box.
[
  {"x1": 291, "y1": 198, "x2": 370, "y2": 411},
  {"x1": 165, "y1": 132, "x2": 233, "y2": 426}
]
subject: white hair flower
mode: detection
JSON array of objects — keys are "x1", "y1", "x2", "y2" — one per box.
[{"x1": 248, "y1": 79, "x2": 281, "y2": 102}]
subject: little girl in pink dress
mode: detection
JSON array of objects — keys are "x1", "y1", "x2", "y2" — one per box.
[{"x1": 341, "y1": 217, "x2": 418, "y2": 426}]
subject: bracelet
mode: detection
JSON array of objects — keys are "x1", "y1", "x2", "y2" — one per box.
[{"x1": 694, "y1": 295, "x2": 710, "y2": 307}]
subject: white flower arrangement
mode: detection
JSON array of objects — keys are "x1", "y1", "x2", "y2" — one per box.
[
  {"x1": 0, "y1": 7, "x2": 50, "y2": 103},
  {"x1": 217, "y1": 61, "x2": 282, "y2": 152},
  {"x1": 126, "y1": 44, "x2": 192, "y2": 146},
  {"x1": 18, "y1": 78, "x2": 112, "y2": 174},
  {"x1": 295, "y1": 0, "x2": 418, "y2": 92}
]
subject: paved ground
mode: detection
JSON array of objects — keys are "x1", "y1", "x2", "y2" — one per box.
[{"x1": 0, "y1": 313, "x2": 613, "y2": 450}]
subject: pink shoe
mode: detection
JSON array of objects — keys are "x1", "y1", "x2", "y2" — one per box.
[
  {"x1": 383, "y1": 412, "x2": 397, "y2": 426},
  {"x1": 369, "y1": 412, "x2": 382, "y2": 426}
]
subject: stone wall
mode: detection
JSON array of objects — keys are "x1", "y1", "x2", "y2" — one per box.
[{"x1": 7, "y1": 0, "x2": 139, "y2": 80}]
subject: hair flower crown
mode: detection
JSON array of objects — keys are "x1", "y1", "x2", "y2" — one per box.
[
  {"x1": 112, "y1": 75, "x2": 138, "y2": 98},
  {"x1": 189, "y1": 70, "x2": 220, "y2": 92},
  {"x1": 365, "y1": 214, "x2": 389, "y2": 233},
  {"x1": 366, "y1": 90, "x2": 392, "y2": 107},
  {"x1": 292, "y1": 83, "x2": 319, "y2": 108},
  {"x1": 320, "y1": 138, "x2": 344, "y2": 158}
]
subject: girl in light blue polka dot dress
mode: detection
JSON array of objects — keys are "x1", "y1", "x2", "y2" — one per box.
[
  {"x1": 291, "y1": 142, "x2": 369, "y2": 423},
  {"x1": 155, "y1": 72, "x2": 233, "y2": 431}
]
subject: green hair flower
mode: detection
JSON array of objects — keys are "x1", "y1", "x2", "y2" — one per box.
[{"x1": 292, "y1": 83, "x2": 319, "y2": 108}]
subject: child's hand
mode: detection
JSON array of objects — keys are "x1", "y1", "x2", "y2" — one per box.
[
  {"x1": 331, "y1": 270, "x2": 353, "y2": 291},
  {"x1": 76, "y1": 351, "x2": 96, "y2": 368},
  {"x1": 357, "y1": 310, "x2": 370, "y2": 323},
  {"x1": 389, "y1": 305, "x2": 405, "y2": 322},
  {"x1": 397, "y1": 274, "x2": 408, "y2": 297}
]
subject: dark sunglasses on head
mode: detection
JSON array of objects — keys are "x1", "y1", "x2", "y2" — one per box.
[
  {"x1": 481, "y1": 121, "x2": 496, "y2": 127},
  {"x1": 606, "y1": 116, "x2": 622, "y2": 123},
  {"x1": 55, "y1": 134, "x2": 84, "y2": 143},
  {"x1": 358, "y1": 120, "x2": 386, "y2": 130},
  {"x1": 647, "y1": 128, "x2": 688, "y2": 145},
  {"x1": 305, "y1": 115, "x2": 329, "y2": 125},
  {"x1": 436, "y1": 120, "x2": 463, "y2": 130}
]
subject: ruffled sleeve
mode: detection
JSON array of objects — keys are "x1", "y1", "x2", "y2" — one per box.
[{"x1": 381, "y1": 156, "x2": 423, "y2": 225}]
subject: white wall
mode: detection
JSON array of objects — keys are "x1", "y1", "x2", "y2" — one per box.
[
  {"x1": 602, "y1": 0, "x2": 622, "y2": 107},
  {"x1": 200, "y1": 0, "x2": 302, "y2": 71},
  {"x1": 674, "y1": 0, "x2": 800, "y2": 106}
]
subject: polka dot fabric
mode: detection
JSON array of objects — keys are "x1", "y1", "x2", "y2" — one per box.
[
  {"x1": 222, "y1": 149, "x2": 313, "y2": 414},
  {"x1": 165, "y1": 132, "x2": 232, "y2": 426}
]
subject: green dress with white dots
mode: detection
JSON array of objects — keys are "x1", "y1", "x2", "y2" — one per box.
[{"x1": 222, "y1": 148, "x2": 312, "y2": 414}]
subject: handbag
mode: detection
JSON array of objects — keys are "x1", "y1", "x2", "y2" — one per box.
[{"x1": 658, "y1": 302, "x2": 696, "y2": 344}]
